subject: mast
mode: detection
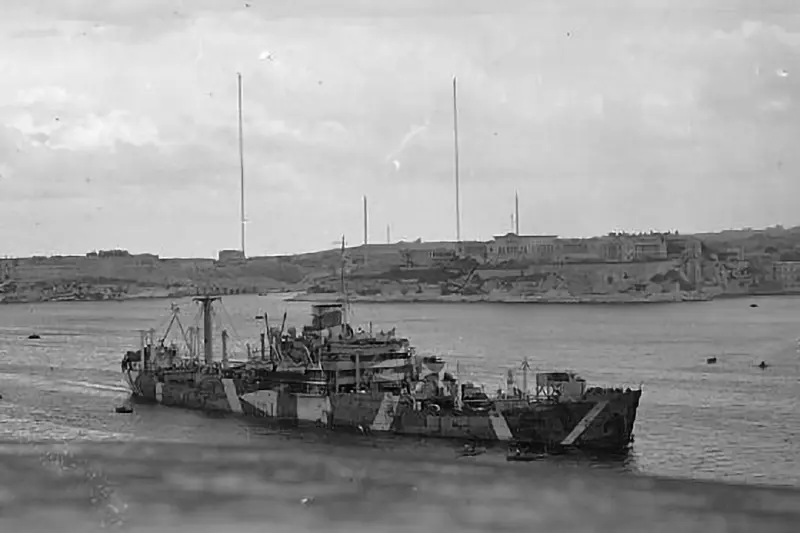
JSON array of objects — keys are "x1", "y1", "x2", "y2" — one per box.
[
  {"x1": 237, "y1": 72, "x2": 246, "y2": 258},
  {"x1": 515, "y1": 191, "x2": 520, "y2": 235},
  {"x1": 194, "y1": 296, "x2": 220, "y2": 365},
  {"x1": 363, "y1": 196, "x2": 368, "y2": 246},
  {"x1": 340, "y1": 235, "x2": 349, "y2": 324},
  {"x1": 452, "y1": 76, "x2": 461, "y2": 243},
  {"x1": 521, "y1": 356, "x2": 530, "y2": 399},
  {"x1": 363, "y1": 195, "x2": 368, "y2": 267}
]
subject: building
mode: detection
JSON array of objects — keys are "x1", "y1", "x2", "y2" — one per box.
[
  {"x1": 218, "y1": 249, "x2": 245, "y2": 263},
  {"x1": 632, "y1": 235, "x2": 668, "y2": 261},
  {"x1": 401, "y1": 248, "x2": 457, "y2": 267},
  {"x1": 487, "y1": 233, "x2": 559, "y2": 263},
  {"x1": 86, "y1": 249, "x2": 131, "y2": 258},
  {"x1": 397, "y1": 241, "x2": 458, "y2": 268},
  {"x1": 556, "y1": 238, "x2": 605, "y2": 263},
  {"x1": 772, "y1": 261, "x2": 800, "y2": 290},
  {"x1": 598, "y1": 235, "x2": 635, "y2": 262},
  {"x1": 718, "y1": 247, "x2": 745, "y2": 262},
  {"x1": 456, "y1": 241, "x2": 489, "y2": 263}
]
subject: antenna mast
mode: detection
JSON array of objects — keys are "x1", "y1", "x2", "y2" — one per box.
[
  {"x1": 452, "y1": 76, "x2": 461, "y2": 243},
  {"x1": 339, "y1": 235, "x2": 350, "y2": 324},
  {"x1": 363, "y1": 196, "x2": 368, "y2": 267},
  {"x1": 515, "y1": 191, "x2": 520, "y2": 235},
  {"x1": 237, "y1": 72, "x2": 246, "y2": 257},
  {"x1": 363, "y1": 195, "x2": 368, "y2": 246}
]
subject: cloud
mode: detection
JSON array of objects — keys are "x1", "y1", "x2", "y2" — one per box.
[{"x1": 1, "y1": 1, "x2": 800, "y2": 256}]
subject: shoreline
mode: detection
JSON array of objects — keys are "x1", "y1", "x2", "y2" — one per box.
[
  {"x1": 3, "y1": 288, "x2": 799, "y2": 306},
  {"x1": 282, "y1": 292, "x2": 716, "y2": 305}
]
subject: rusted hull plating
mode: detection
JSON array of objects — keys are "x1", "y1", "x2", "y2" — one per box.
[{"x1": 122, "y1": 371, "x2": 640, "y2": 451}]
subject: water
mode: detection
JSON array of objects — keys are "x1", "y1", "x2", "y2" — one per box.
[{"x1": 0, "y1": 295, "x2": 799, "y2": 530}]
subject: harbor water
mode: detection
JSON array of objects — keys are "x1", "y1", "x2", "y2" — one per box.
[{"x1": 0, "y1": 294, "x2": 798, "y2": 531}]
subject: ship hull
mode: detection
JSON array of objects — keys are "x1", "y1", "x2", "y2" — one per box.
[{"x1": 122, "y1": 370, "x2": 640, "y2": 452}]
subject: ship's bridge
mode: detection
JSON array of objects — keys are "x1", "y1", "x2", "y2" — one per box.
[
  {"x1": 535, "y1": 371, "x2": 586, "y2": 401},
  {"x1": 311, "y1": 304, "x2": 344, "y2": 329}
]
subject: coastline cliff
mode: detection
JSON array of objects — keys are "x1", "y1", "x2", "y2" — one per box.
[{"x1": 2, "y1": 225, "x2": 799, "y2": 305}]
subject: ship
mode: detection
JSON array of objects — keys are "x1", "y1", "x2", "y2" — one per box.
[{"x1": 120, "y1": 296, "x2": 642, "y2": 453}]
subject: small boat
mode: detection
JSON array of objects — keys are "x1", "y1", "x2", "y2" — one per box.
[
  {"x1": 506, "y1": 443, "x2": 545, "y2": 462},
  {"x1": 506, "y1": 439, "x2": 566, "y2": 461},
  {"x1": 458, "y1": 443, "x2": 486, "y2": 457},
  {"x1": 706, "y1": 357, "x2": 717, "y2": 364},
  {"x1": 115, "y1": 404, "x2": 133, "y2": 414},
  {"x1": 758, "y1": 361, "x2": 768, "y2": 370},
  {"x1": 749, "y1": 303, "x2": 758, "y2": 308},
  {"x1": 27, "y1": 334, "x2": 40, "y2": 340}
]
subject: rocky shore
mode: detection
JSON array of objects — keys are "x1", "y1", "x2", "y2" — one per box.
[{"x1": 284, "y1": 290, "x2": 716, "y2": 305}]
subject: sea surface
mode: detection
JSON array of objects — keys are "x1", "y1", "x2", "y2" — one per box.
[{"x1": 0, "y1": 294, "x2": 799, "y2": 531}]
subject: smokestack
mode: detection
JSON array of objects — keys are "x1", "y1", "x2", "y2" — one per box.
[
  {"x1": 363, "y1": 195, "x2": 368, "y2": 246},
  {"x1": 515, "y1": 191, "x2": 519, "y2": 235}
]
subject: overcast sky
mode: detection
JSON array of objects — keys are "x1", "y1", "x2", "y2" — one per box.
[{"x1": 0, "y1": 0, "x2": 797, "y2": 257}]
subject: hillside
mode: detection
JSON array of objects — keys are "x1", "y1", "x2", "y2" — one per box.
[{"x1": 2, "y1": 225, "x2": 800, "y2": 304}]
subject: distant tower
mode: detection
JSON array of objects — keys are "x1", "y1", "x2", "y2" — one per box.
[
  {"x1": 386, "y1": 224, "x2": 391, "y2": 244},
  {"x1": 515, "y1": 191, "x2": 520, "y2": 235}
]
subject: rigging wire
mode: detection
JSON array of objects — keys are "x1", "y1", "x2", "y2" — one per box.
[{"x1": 218, "y1": 299, "x2": 250, "y2": 356}]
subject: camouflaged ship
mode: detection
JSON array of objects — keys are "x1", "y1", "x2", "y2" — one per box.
[{"x1": 121, "y1": 296, "x2": 641, "y2": 452}]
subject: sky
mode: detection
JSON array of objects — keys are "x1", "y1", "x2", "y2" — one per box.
[{"x1": 0, "y1": 0, "x2": 798, "y2": 258}]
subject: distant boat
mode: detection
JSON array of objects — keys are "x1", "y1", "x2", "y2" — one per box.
[
  {"x1": 458, "y1": 443, "x2": 486, "y2": 457},
  {"x1": 707, "y1": 357, "x2": 717, "y2": 364},
  {"x1": 27, "y1": 334, "x2": 40, "y2": 340}
]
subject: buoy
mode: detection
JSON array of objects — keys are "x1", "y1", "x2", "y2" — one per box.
[{"x1": 27, "y1": 334, "x2": 40, "y2": 340}]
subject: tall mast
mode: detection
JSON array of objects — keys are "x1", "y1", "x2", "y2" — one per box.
[
  {"x1": 515, "y1": 191, "x2": 520, "y2": 235},
  {"x1": 237, "y1": 72, "x2": 246, "y2": 258},
  {"x1": 452, "y1": 76, "x2": 461, "y2": 243},
  {"x1": 363, "y1": 195, "x2": 368, "y2": 267},
  {"x1": 339, "y1": 235, "x2": 350, "y2": 324},
  {"x1": 363, "y1": 195, "x2": 368, "y2": 246}
]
